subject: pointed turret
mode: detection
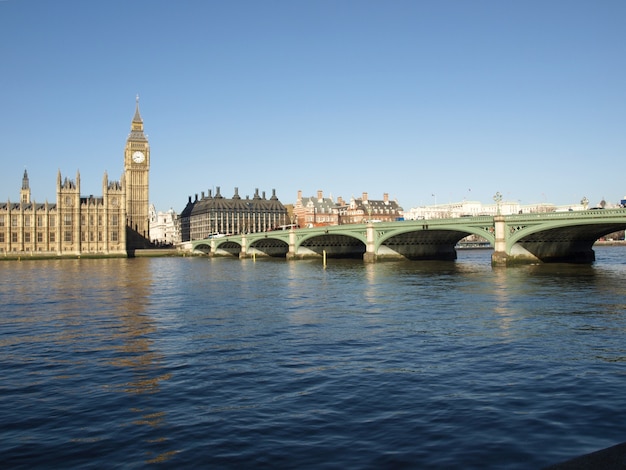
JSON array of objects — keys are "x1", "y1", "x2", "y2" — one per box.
[
  {"x1": 133, "y1": 94, "x2": 143, "y2": 124},
  {"x1": 129, "y1": 94, "x2": 147, "y2": 141},
  {"x1": 20, "y1": 169, "x2": 31, "y2": 204},
  {"x1": 22, "y1": 169, "x2": 29, "y2": 190}
]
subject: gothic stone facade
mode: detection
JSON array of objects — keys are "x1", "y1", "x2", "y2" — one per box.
[{"x1": 0, "y1": 100, "x2": 150, "y2": 256}]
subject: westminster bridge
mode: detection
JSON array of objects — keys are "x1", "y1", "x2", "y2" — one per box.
[{"x1": 185, "y1": 208, "x2": 626, "y2": 266}]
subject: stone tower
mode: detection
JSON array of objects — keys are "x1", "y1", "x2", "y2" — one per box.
[{"x1": 124, "y1": 96, "x2": 150, "y2": 248}]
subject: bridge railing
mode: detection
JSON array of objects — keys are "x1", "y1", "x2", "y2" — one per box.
[{"x1": 504, "y1": 208, "x2": 626, "y2": 221}]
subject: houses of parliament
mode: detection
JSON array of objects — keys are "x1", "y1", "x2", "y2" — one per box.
[{"x1": 0, "y1": 99, "x2": 151, "y2": 257}]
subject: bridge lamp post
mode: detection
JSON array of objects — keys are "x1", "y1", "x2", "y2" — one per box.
[
  {"x1": 494, "y1": 192, "x2": 503, "y2": 215},
  {"x1": 581, "y1": 196, "x2": 589, "y2": 210}
]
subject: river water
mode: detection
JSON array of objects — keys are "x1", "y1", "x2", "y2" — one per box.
[{"x1": 2, "y1": 247, "x2": 626, "y2": 468}]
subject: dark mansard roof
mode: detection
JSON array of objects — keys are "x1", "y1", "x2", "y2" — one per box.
[{"x1": 184, "y1": 187, "x2": 287, "y2": 218}]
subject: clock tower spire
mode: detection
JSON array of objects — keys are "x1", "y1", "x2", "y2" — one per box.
[{"x1": 124, "y1": 95, "x2": 150, "y2": 249}]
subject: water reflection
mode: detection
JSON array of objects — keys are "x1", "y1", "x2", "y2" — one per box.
[
  {"x1": 103, "y1": 259, "x2": 177, "y2": 465},
  {"x1": 492, "y1": 267, "x2": 515, "y2": 334},
  {"x1": 0, "y1": 258, "x2": 177, "y2": 465}
]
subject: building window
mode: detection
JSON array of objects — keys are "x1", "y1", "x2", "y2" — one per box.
[
  {"x1": 0, "y1": 215, "x2": 4, "y2": 227},
  {"x1": 81, "y1": 215, "x2": 86, "y2": 226},
  {"x1": 37, "y1": 215, "x2": 43, "y2": 227},
  {"x1": 50, "y1": 232, "x2": 55, "y2": 243},
  {"x1": 37, "y1": 232, "x2": 43, "y2": 243},
  {"x1": 49, "y1": 216, "x2": 55, "y2": 227},
  {"x1": 24, "y1": 215, "x2": 31, "y2": 226},
  {"x1": 64, "y1": 231, "x2": 72, "y2": 242},
  {"x1": 98, "y1": 232, "x2": 103, "y2": 242},
  {"x1": 64, "y1": 214, "x2": 72, "y2": 226},
  {"x1": 81, "y1": 232, "x2": 86, "y2": 242},
  {"x1": 89, "y1": 231, "x2": 94, "y2": 242},
  {"x1": 11, "y1": 216, "x2": 18, "y2": 227},
  {"x1": 111, "y1": 214, "x2": 118, "y2": 226},
  {"x1": 12, "y1": 232, "x2": 18, "y2": 243},
  {"x1": 0, "y1": 233, "x2": 4, "y2": 243},
  {"x1": 111, "y1": 231, "x2": 118, "y2": 242},
  {"x1": 24, "y1": 232, "x2": 31, "y2": 243},
  {"x1": 98, "y1": 216, "x2": 103, "y2": 226}
]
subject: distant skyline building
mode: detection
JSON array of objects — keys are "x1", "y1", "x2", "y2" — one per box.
[{"x1": 402, "y1": 199, "x2": 591, "y2": 220}]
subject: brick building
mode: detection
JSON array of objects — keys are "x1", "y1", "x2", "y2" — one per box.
[{"x1": 293, "y1": 190, "x2": 403, "y2": 227}]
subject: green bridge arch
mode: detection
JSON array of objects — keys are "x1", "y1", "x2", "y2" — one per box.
[
  {"x1": 186, "y1": 209, "x2": 626, "y2": 266},
  {"x1": 493, "y1": 209, "x2": 626, "y2": 264}
]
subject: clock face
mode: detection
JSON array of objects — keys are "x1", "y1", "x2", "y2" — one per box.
[{"x1": 132, "y1": 151, "x2": 145, "y2": 163}]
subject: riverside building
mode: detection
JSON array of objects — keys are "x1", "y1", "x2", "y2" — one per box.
[
  {"x1": 179, "y1": 187, "x2": 289, "y2": 242},
  {"x1": 149, "y1": 205, "x2": 179, "y2": 246},
  {"x1": 293, "y1": 190, "x2": 403, "y2": 227},
  {"x1": 0, "y1": 99, "x2": 151, "y2": 256}
]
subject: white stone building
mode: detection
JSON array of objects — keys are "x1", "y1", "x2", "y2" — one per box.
[
  {"x1": 149, "y1": 205, "x2": 179, "y2": 246},
  {"x1": 403, "y1": 200, "x2": 585, "y2": 220}
]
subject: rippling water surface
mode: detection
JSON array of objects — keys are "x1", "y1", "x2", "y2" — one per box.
[{"x1": 2, "y1": 247, "x2": 626, "y2": 468}]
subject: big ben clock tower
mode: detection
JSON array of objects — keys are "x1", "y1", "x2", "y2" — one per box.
[{"x1": 124, "y1": 96, "x2": 150, "y2": 248}]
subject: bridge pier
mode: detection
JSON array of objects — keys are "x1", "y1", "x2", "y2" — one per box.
[
  {"x1": 363, "y1": 252, "x2": 377, "y2": 263},
  {"x1": 286, "y1": 228, "x2": 297, "y2": 260},
  {"x1": 490, "y1": 215, "x2": 544, "y2": 266},
  {"x1": 491, "y1": 215, "x2": 507, "y2": 266},
  {"x1": 364, "y1": 223, "x2": 377, "y2": 263},
  {"x1": 238, "y1": 234, "x2": 250, "y2": 259}
]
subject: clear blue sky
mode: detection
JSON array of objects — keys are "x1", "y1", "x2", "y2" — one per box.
[{"x1": 1, "y1": 0, "x2": 625, "y2": 211}]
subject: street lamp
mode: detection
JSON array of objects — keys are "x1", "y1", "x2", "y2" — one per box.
[
  {"x1": 493, "y1": 191, "x2": 503, "y2": 215},
  {"x1": 581, "y1": 196, "x2": 589, "y2": 210}
]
